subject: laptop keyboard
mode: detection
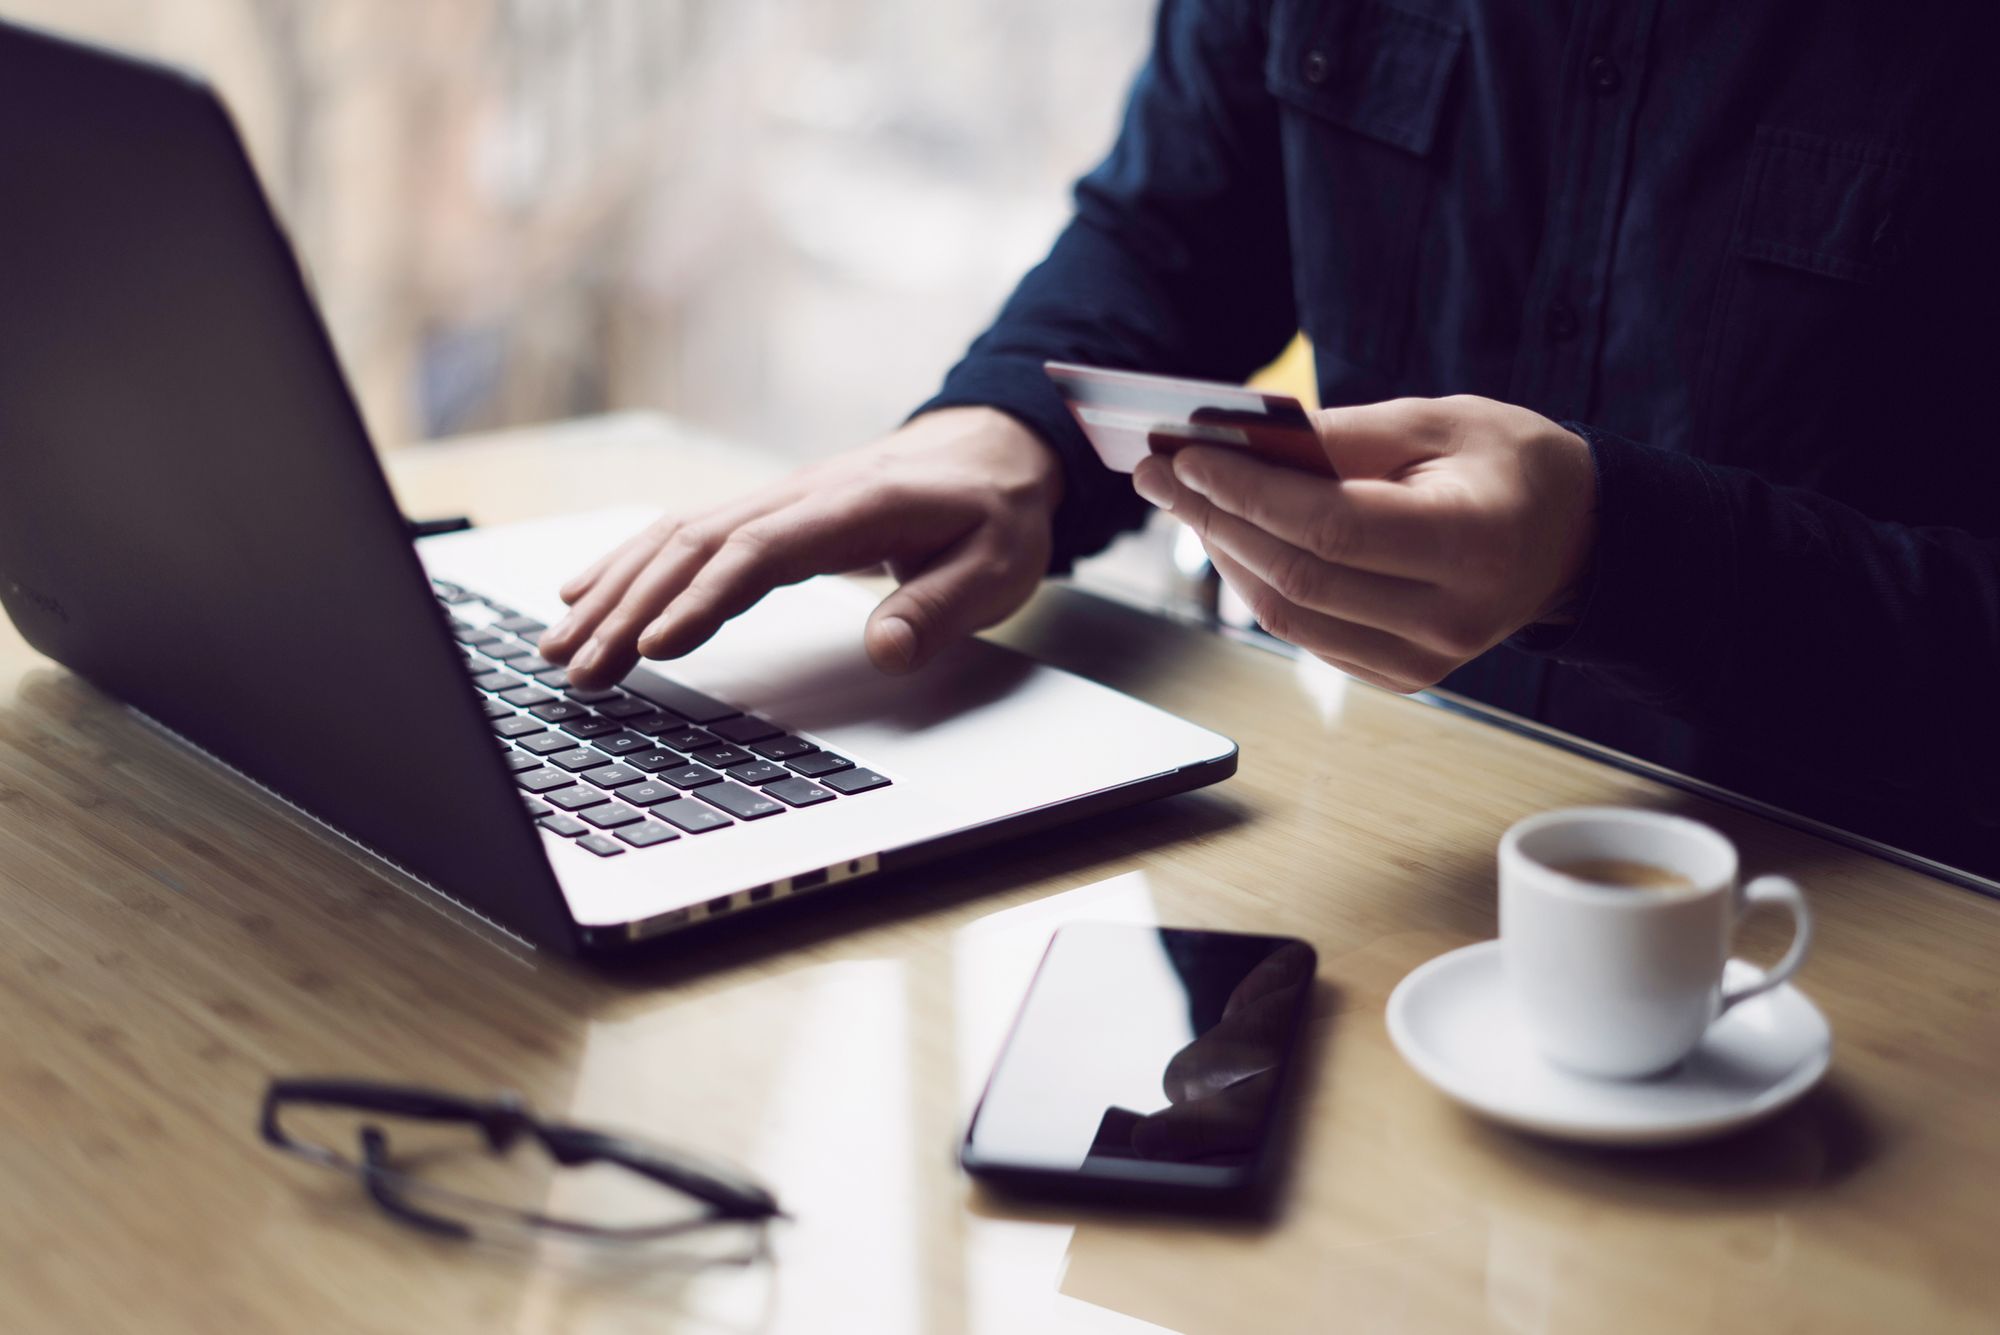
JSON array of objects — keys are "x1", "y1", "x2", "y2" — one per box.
[{"x1": 433, "y1": 579, "x2": 892, "y2": 858}]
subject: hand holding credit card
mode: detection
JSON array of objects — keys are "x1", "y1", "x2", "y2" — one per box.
[{"x1": 1044, "y1": 361, "x2": 1336, "y2": 478}]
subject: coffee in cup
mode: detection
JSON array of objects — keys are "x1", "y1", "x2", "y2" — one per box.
[
  {"x1": 1500, "y1": 808, "x2": 1813, "y2": 1080},
  {"x1": 1547, "y1": 858, "x2": 1695, "y2": 892}
]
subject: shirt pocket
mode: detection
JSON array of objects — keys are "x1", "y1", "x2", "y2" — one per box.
[
  {"x1": 1696, "y1": 125, "x2": 1940, "y2": 482},
  {"x1": 1264, "y1": 0, "x2": 1463, "y2": 377}
]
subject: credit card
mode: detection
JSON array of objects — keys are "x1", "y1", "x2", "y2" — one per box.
[{"x1": 1044, "y1": 361, "x2": 1334, "y2": 477}]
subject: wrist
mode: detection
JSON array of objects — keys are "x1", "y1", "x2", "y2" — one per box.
[
  {"x1": 1535, "y1": 426, "x2": 1599, "y2": 626},
  {"x1": 911, "y1": 405, "x2": 1066, "y2": 515}
]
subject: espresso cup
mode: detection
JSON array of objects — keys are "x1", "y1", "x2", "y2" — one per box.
[{"x1": 1499, "y1": 808, "x2": 1813, "y2": 1080}]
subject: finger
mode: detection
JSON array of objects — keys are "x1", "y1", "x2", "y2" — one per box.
[
  {"x1": 865, "y1": 534, "x2": 1036, "y2": 673},
  {"x1": 1221, "y1": 942, "x2": 1316, "y2": 1017},
  {"x1": 1166, "y1": 446, "x2": 1449, "y2": 581},
  {"x1": 1206, "y1": 547, "x2": 1451, "y2": 694},
  {"x1": 558, "y1": 526, "x2": 651, "y2": 605},
  {"x1": 634, "y1": 491, "x2": 978, "y2": 665},
  {"x1": 1131, "y1": 1071, "x2": 1275, "y2": 1161},
  {"x1": 546, "y1": 487, "x2": 806, "y2": 673},
  {"x1": 1310, "y1": 397, "x2": 1462, "y2": 479},
  {"x1": 539, "y1": 530, "x2": 671, "y2": 664},
  {"x1": 562, "y1": 530, "x2": 730, "y2": 687},
  {"x1": 1166, "y1": 480, "x2": 1450, "y2": 648}
]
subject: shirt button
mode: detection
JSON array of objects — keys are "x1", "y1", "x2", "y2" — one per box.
[
  {"x1": 1870, "y1": 212, "x2": 1901, "y2": 263},
  {"x1": 1545, "y1": 300, "x2": 1580, "y2": 342},
  {"x1": 1303, "y1": 50, "x2": 1330, "y2": 85},
  {"x1": 1586, "y1": 55, "x2": 1622, "y2": 95}
]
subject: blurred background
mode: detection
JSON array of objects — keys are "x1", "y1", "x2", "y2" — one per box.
[{"x1": 2, "y1": 0, "x2": 1157, "y2": 458}]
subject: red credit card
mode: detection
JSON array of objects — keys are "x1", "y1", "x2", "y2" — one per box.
[{"x1": 1044, "y1": 361, "x2": 1334, "y2": 478}]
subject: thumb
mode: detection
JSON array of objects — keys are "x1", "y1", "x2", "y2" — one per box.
[
  {"x1": 1309, "y1": 398, "x2": 1454, "y2": 480},
  {"x1": 864, "y1": 540, "x2": 1033, "y2": 674}
]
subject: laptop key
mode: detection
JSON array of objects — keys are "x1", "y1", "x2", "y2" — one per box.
[
  {"x1": 662, "y1": 764, "x2": 724, "y2": 790},
  {"x1": 548, "y1": 747, "x2": 607, "y2": 771},
  {"x1": 617, "y1": 821, "x2": 681, "y2": 848},
  {"x1": 653, "y1": 799, "x2": 733, "y2": 834},
  {"x1": 708, "y1": 715, "x2": 783, "y2": 745},
  {"x1": 515, "y1": 767, "x2": 574, "y2": 793},
  {"x1": 593, "y1": 731, "x2": 651, "y2": 757},
  {"x1": 561, "y1": 716, "x2": 623, "y2": 739},
  {"x1": 537, "y1": 813, "x2": 589, "y2": 838},
  {"x1": 582, "y1": 764, "x2": 644, "y2": 789},
  {"x1": 596, "y1": 696, "x2": 658, "y2": 720},
  {"x1": 658, "y1": 725, "x2": 718, "y2": 752},
  {"x1": 495, "y1": 616, "x2": 546, "y2": 636},
  {"x1": 763, "y1": 777, "x2": 836, "y2": 808},
  {"x1": 565, "y1": 686, "x2": 621, "y2": 704},
  {"x1": 491, "y1": 716, "x2": 545, "y2": 739},
  {"x1": 522, "y1": 797, "x2": 550, "y2": 817},
  {"x1": 689, "y1": 744, "x2": 754, "y2": 768},
  {"x1": 534, "y1": 668, "x2": 571, "y2": 690},
  {"x1": 751, "y1": 735, "x2": 816, "y2": 761},
  {"x1": 502, "y1": 751, "x2": 542, "y2": 773},
  {"x1": 529, "y1": 701, "x2": 589, "y2": 723},
  {"x1": 474, "y1": 670, "x2": 523, "y2": 692},
  {"x1": 622, "y1": 668, "x2": 740, "y2": 723},
  {"x1": 577, "y1": 834, "x2": 625, "y2": 858},
  {"x1": 697, "y1": 782, "x2": 785, "y2": 821},
  {"x1": 484, "y1": 640, "x2": 533, "y2": 661},
  {"x1": 506, "y1": 654, "x2": 553, "y2": 677},
  {"x1": 628, "y1": 747, "x2": 685, "y2": 773},
  {"x1": 519, "y1": 732, "x2": 575, "y2": 756},
  {"x1": 454, "y1": 627, "x2": 500, "y2": 646},
  {"x1": 480, "y1": 699, "x2": 516, "y2": 720},
  {"x1": 725, "y1": 760, "x2": 788, "y2": 785},
  {"x1": 499, "y1": 687, "x2": 557, "y2": 708},
  {"x1": 580, "y1": 803, "x2": 645, "y2": 830},
  {"x1": 786, "y1": 751, "x2": 853, "y2": 778},
  {"x1": 627, "y1": 712, "x2": 681, "y2": 735},
  {"x1": 619, "y1": 781, "x2": 678, "y2": 807},
  {"x1": 545, "y1": 786, "x2": 611, "y2": 812},
  {"x1": 822, "y1": 767, "x2": 891, "y2": 795}
]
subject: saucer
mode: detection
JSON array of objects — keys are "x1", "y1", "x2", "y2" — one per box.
[{"x1": 1385, "y1": 941, "x2": 1831, "y2": 1146}]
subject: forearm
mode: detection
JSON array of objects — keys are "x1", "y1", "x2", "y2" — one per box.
[
  {"x1": 1526, "y1": 425, "x2": 2000, "y2": 819},
  {"x1": 914, "y1": 0, "x2": 1296, "y2": 571}
]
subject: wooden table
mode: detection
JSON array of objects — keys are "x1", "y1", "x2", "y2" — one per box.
[{"x1": 3, "y1": 414, "x2": 1995, "y2": 1334}]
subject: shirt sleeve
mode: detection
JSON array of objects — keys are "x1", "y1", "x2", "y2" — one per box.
[
  {"x1": 910, "y1": 0, "x2": 1298, "y2": 572},
  {"x1": 1520, "y1": 422, "x2": 2000, "y2": 831}
]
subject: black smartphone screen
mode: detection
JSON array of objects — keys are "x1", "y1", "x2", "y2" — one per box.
[{"x1": 961, "y1": 923, "x2": 1317, "y2": 1205}]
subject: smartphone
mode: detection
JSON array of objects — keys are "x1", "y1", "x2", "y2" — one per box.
[
  {"x1": 1044, "y1": 360, "x2": 1335, "y2": 477},
  {"x1": 961, "y1": 922, "x2": 1318, "y2": 1209}
]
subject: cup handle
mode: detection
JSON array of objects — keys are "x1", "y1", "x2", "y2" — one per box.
[{"x1": 1718, "y1": 875, "x2": 1814, "y2": 1016}]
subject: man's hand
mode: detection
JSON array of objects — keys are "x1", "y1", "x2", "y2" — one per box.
[
  {"x1": 1131, "y1": 396, "x2": 1595, "y2": 694},
  {"x1": 539, "y1": 407, "x2": 1063, "y2": 689}
]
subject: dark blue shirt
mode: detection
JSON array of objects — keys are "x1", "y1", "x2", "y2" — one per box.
[{"x1": 917, "y1": 0, "x2": 2000, "y2": 877}]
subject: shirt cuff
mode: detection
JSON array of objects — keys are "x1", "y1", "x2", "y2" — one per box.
[
  {"x1": 1509, "y1": 422, "x2": 1737, "y2": 700},
  {"x1": 910, "y1": 352, "x2": 1150, "y2": 575}
]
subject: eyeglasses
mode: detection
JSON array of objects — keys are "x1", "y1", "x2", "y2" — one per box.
[{"x1": 261, "y1": 1077, "x2": 786, "y2": 1247}]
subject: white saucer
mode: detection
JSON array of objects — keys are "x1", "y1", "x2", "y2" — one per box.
[{"x1": 1385, "y1": 941, "x2": 1832, "y2": 1146}]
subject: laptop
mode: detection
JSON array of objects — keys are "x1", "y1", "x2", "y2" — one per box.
[{"x1": 0, "y1": 22, "x2": 1236, "y2": 954}]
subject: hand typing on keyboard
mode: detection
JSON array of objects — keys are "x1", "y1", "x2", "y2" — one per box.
[{"x1": 538, "y1": 408, "x2": 1064, "y2": 689}]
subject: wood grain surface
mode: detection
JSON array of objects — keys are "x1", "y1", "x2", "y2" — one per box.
[{"x1": 1, "y1": 414, "x2": 1994, "y2": 1334}]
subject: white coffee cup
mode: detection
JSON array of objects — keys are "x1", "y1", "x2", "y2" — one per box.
[{"x1": 1499, "y1": 807, "x2": 1813, "y2": 1080}]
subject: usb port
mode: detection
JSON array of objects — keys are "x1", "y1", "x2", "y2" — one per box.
[
  {"x1": 748, "y1": 884, "x2": 774, "y2": 903},
  {"x1": 792, "y1": 868, "x2": 828, "y2": 891}
]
